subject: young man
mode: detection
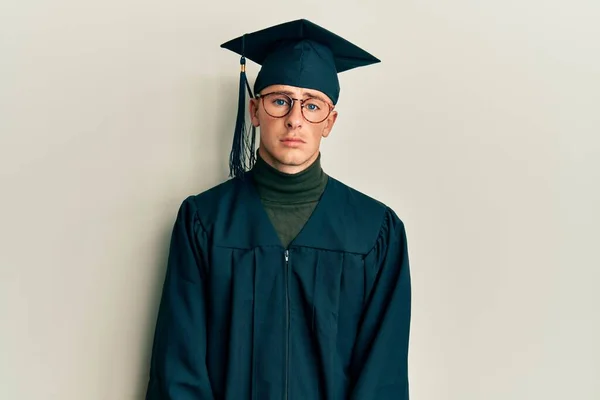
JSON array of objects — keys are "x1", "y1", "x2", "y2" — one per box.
[{"x1": 146, "y1": 19, "x2": 411, "y2": 400}]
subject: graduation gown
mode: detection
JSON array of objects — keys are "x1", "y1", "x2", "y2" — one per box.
[{"x1": 145, "y1": 173, "x2": 411, "y2": 400}]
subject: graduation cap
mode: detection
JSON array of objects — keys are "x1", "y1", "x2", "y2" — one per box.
[{"x1": 220, "y1": 19, "x2": 380, "y2": 178}]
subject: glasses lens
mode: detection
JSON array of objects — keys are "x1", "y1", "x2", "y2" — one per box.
[
  {"x1": 301, "y1": 98, "x2": 329, "y2": 123},
  {"x1": 261, "y1": 93, "x2": 331, "y2": 123},
  {"x1": 263, "y1": 93, "x2": 292, "y2": 118}
]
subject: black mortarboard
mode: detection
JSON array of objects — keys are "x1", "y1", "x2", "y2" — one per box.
[{"x1": 220, "y1": 19, "x2": 380, "y2": 178}]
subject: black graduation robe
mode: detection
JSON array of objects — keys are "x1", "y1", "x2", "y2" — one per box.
[{"x1": 145, "y1": 173, "x2": 411, "y2": 400}]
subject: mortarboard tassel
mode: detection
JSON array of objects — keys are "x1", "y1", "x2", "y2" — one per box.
[{"x1": 229, "y1": 47, "x2": 257, "y2": 179}]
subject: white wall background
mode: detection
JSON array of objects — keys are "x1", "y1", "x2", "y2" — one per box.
[{"x1": 1, "y1": 1, "x2": 599, "y2": 399}]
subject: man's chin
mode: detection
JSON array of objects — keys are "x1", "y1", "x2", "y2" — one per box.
[
  {"x1": 259, "y1": 146, "x2": 314, "y2": 171},
  {"x1": 275, "y1": 157, "x2": 305, "y2": 168},
  {"x1": 270, "y1": 149, "x2": 305, "y2": 166}
]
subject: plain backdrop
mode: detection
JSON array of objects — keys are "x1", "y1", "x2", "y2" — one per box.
[{"x1": 1, "y1": 1, "x2": 599, "y2": 399}]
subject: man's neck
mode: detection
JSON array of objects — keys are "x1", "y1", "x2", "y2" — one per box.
[{"x1": 250, "y1": 149, "x2": 328, "y2": 204}]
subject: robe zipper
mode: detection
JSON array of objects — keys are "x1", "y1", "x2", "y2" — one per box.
[{"x1": 284, "y1": 249, "x2": 290, "y2": 400}]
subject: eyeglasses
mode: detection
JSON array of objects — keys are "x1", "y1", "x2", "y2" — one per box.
[{"x1": 256, "y1": 92, "x2": 335, "y2": 124}]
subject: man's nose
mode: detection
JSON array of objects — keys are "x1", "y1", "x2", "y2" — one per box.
[{"x1": 285, "y1": 101, "x2": 303, "y2": 129}]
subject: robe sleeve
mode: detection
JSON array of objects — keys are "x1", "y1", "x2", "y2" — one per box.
[
  {"x1": 348, "y1": 208, "x2": 412, "y2": 400},
  {"x1": 145, "y1": 197, "x2": 215, "y2": 400}
]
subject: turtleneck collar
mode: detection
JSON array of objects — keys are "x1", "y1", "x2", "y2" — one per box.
[{"x1": 250, "y1": 149, "x2": 329, "y2": 204}]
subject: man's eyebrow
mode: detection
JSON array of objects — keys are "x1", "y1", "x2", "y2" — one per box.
[
  {"x1": 303, "y1": 92, "x2": 329, "y2": 103},
  {"x1": 276, "y1": 90, "x2": 329, "y2": 103}
]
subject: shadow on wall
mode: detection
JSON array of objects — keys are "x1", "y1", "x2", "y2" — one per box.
[{"x1": 133, "y1": 74, "x2": 243, "y2": 399}]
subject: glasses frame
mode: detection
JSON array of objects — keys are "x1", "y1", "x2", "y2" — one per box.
[{"x1": 256, "y1": 91, "x2": 335, "y2": 124}]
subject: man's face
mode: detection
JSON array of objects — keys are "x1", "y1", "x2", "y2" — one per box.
[{"x1": 249, "y1": 84, "x2": 338, "y2": 174}]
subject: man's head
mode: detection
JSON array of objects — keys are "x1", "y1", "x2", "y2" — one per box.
[
  {"x1": 221, "y1": 19, "x2": 380, "y2": 177},
  {"x1": 250, "y1": 84, "x2": 338, "y2": 174}
]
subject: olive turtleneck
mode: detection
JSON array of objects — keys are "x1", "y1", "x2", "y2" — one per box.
[{"x1": 250, "y1": 150, "x2": 329, "y2": 248}]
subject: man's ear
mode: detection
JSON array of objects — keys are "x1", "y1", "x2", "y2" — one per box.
[
  {"x1": 249, "y1": 99, "x2": 260, "y2": 127},
  {"x1": 322, "y1": 110, "x2": 338, "y2": 138}
]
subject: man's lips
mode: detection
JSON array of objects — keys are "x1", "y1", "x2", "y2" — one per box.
[{"x1": 280, "y1": 138, "x2": 305, "y2": 147}]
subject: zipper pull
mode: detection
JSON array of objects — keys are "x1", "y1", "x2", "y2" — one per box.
[{"x1": 284, "y1": 250, "x2": 289, "y2": 262}]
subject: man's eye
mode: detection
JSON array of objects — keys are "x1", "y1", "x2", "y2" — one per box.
[{"x1": 272, "y1": 98, "x2": 290, "y2": 106}]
